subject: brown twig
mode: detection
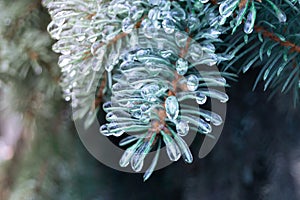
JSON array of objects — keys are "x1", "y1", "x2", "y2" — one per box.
[{"x1": 254, "y1": 26, "x2": 300, "y2": 53}]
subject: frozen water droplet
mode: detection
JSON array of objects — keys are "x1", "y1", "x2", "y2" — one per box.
[
  {"x1": 143, "y1": 21, "x2": 157, "y2": 38},
  {"x1": 276, "y1": 9, "x2": 286, "y2": 23},
  {"x1": 122, "y1": 17, "x2": 135, "y2": 33},
  {"x1": 106, "y1": 112, "x2": 117, "y2": 122},
  {"x1": 176, "y1": 58, "x2": 189, "y2": 75},
  {"x1": 103, "y1": 101, "x2": 112, "y2": 112},
  {"x1": 108, "y1": 122, "x2": 124, "y2": 137},
  {"x1": 198, "y1": 118, "x2": 212, "y2": 134},
  {"x1": 176, "y1": 120, "x2": 189, "y2": 136},
  {"x1": 148, "y1": 0, "x2": 161, "y2": 6},
  {"x1": 219, "y1": 0, "x2": 239, "y2": 18},
  {"x1": 131, "y1": 142, "x2": 148, "y2": 172},
  {"x1": 141, "y1": 84, "x2": 159, "y2": 102},
  {"x1": 173, "y1": 134, "x2": 193, "y2": 163},
  {"x1": 189, "y1": 44, "x2": 203, "y2": 61},
  {"x1": 244, "y1": 2, "x2": 256, "y2": 34},
  {"x1": 210, "y1": 113, "x2": 223, "y2": 126},
  {"x1": 165, "y1": 96, "x2": 179, "y2": 121},
  {"x1": 100, "y1": 124, "x2": 110, "y2": 136},
  {"x1": 120, "y1": 148, "x2": 135, "y2": 167},
  {"x1": 162, "y1": 18, "x2": 175, "y2": 34},
  {"x1": 105, "y1": 64, "x2": 114, "y2": 72},
  {"x1": 187, "y1": 15, "x2": 200, "y2": 31},
  {"x1": 47, "y1": 21, "x2": 62, "y2": 40},
  {"x1": 175, "y1": 32, "x2": 188, "y2": 48},
  {"x1": 164, "y1": 137, "x2": 181, "y2": 161},
  {"x1": 186, "y1": 75, "x2": 199, "y2": 91},
  {"x1": 196, "y1": 92, "x2": 207, "y2": 105},
  {"x1": 171, "y1": 7, "x2": 186, "y2": 21},
  {"x1": 140, "y1": 104, "x2": 151, "y2": 113},
  {"x1": 132, "y1": 110, "x2": 142, "y2": 119},
  {"x1": 148, "y1": 8, "x2": 160, "y2": 21}
]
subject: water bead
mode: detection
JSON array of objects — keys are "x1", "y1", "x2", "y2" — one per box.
[
  {"x1": 108, "y1": 122, "x2": 124, "y2": 137},
  {"x1": 189, "y1": 43, "x2": 203, "y2": 61},
  {"x1": 143, "y1": 22, "x2": 157, "y2": 38},
  {"x1": 141, "y1": 84, "x2": 160, "y2": 102},
  {"x1": 173, "y1": 134, "x2": 193, "y2": 163},
  {"x1": 187, "y1": 16, "x2": 200, "y2": 31},
  {"x1": 148, "y1": 7, "x2": 160, "y2": 21},
  {"x1": 244, "y1": 1, "x2": 256, "y2": 34},
  {"x1": 171, "y1": 7, "x2": 186, "y2": 21},
  {"x1": 131, "y1": 142, "x2": 148, "y2": 172},
  {"x1": 103, "y1": 101, "x2": 112, "y2": 112},
  {"x1": 219, "y1": 0, "x2": 239, "y2": 18},
  {"x1": 106, "y1": 112, "x2": 117, "y2": 122},
  {"x1": 210, "y1": 113, "x2": 223, "y2": 126},
  {"x1": 275, "y1": 9, "x2": 286, "y2": 23},
  {"x1": 198, "y1": 118, "x2": 212, "y2": 134},
  {"x1": 140, "y1": 104, "x2": 151, "y2": 113},
  {"x1": 47, "y1": 21, "x2": 62, "y2": 40},
  {"x1": 176, "y1": 120, "x2": 189, "y2": 136},
  {"x1": 165, "y1": 96, "x2": 179, "y2": 121},
  {"x1": 99, "y1": 124, "x2": 110, "y2": 136},
  {"x1": 153, "y1": 20, "x2": 161, "y2": 29},
  {"x1": 122, "y1": 17, "x2": 135, "y2": 34},
  {"x1": 196, "y1": 92, "x2": 207, "y2": 105},
  {"x1": 162, "y1": 18, "x2": 175, "y2": 34},
  {"x1": 164, "y1": 137, "x2": 181, "y2": 161},
  {"x1": 120, "y1": 148, "x2": 135, "y2": 167},
  {"x1": 176, "y1": 58, "x2": 189, "y2": 75},
  {"x1": 186, "y1": 75, "x2": 199, "y2": 91},
  {"x1": 148, "y1": 0, "x2": 161, "y2": 6},
  {"x1": 105, "y1": 64, "x2": 114, "y2": 72},
  {"x1": 131, "y1": 110, "x2": 142, "y2": 119},
  {"x1": 175, "y1": 32, "x2": 188, "y2": 48}
]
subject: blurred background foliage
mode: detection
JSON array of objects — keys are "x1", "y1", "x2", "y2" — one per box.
[{"x1": 0, "y1": 0, "x2": 299, "y2": 200}]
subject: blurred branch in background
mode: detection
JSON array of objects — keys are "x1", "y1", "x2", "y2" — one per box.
[{"x1": 0, "y1": 0, "x2": 88, "y2": 199}]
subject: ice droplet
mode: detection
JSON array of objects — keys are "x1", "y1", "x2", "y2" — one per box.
[
  {"x1": 176, "y1": 58, "x2": 189, "y2": 75},
  {"x1": 195, "y1": 92, "x2": 207, "y2": 105},
  {"x1": 176, "y1": 120, "x2": 189, "y2": 136},
  {"x1": 122, "y1": 17, "x2": 135, "y2": 33},
  {"x1": 162, "y1": 18, "x2": 175, "y2": 34},
  {"x1": 219, "y1": 0, "x2": 239, "y2": 18},
  {"x1": 141, "y1": 84, "x2": 160, "y2": 102},
  {"x1": 165, "y1": 96, "x2": 179, "y2": 121},
  {"x1": 186, "y1": 75, "x2": 199, "y2": 91}
]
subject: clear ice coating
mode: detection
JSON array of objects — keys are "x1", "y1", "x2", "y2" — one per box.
[
  {"x1": 141, "y1": 84, "x2": 160, "y2": 102},
  {"x1": 173, "y1": 134, "x2": 193, "y2": 163},
  {"x1": 244, "y1": 2, "x2": 256, "y2": 34},
  {"x1": 122, "y1": 17, "x2": 135, "y2": 33},
  {"x1": 120, "y1": 147, "x2": 136, "y2": 167},
  {"x1": 162, "y1": 18, "x2": 175, "y2": 34},
  {"x1": 219, "y1": 0, "x2": 239, "y2": 18},
  {"x1": 275, "y1": 8, "x2": 287, "y2": 23},
  {"x1": 100, "y1": 124, "x2": 110, "y2": 136},
  {"x1": 176, "y1": 58, "x2": 189, "y2": 75},
  {"x1": 189, "y1": 43, "x2": 203, "y2": 61},
  {"x1": 176, "y1": 120, "x2": 189, "y2": 136},
  {"x1": 186, "y1": 75, "x2": 199, "y2": 91},
  {"x1": 162, "y1": 133, "x2": 181, "y2": 161},
  {"x1": 195, "y1": 92, "x2": 207, "y2": 105},
  {"x1": 175, "y1": 32, "x2": 188, "y2": 48},
  {"x1": 131, "y1": 147, "x2": 146, "y2": 172},
  {"x1": 165, "y1": 96, "x2": 179, "y2": 121},
  {"x1": 198, "y1": 118, "x2": 212, "y2": 134},
  {"x1": 148, "y1": 0, "x2": 162, "y2": 6}
]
